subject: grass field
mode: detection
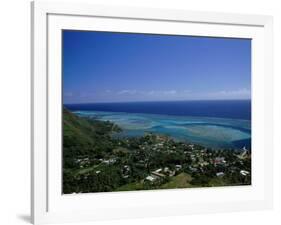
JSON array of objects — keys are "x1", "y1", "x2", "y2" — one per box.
[
  {"x1": 115, "y1": 182, "x2": 145, "y2": 191},
  {"x1": 115, "y1": 172, "x2": 193, "y2": 192},
  {"x1": 160, "y1": 173, "x2": 193, "y2": 189}
]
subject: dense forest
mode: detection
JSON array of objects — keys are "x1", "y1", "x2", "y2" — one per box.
[{"x1": 63, "y1": 108, "x2": 251, "y2": 194}]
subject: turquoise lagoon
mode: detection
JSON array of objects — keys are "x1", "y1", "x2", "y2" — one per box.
[{"x1": 73, "y1": 111, "x2": 251, "y2": 150}]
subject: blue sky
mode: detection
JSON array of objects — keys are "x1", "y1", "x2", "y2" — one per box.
[{"x1": 63, "y1": 30, "x2": 251, "y2": 103}]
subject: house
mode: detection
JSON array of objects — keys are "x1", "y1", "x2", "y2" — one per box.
[
  {"x1": 124, "y1": 165, "x2": 130, "y2": 170},
  {"x1": 175, "y1": 165, "x2": 182, "y2": 171},
  {"x1": 216, "y1": 172, "x2": 224, "y2": 177},
  {"x1": 102, "y1": 158, "x2": 116, "y2": 164},
  {"x1": 155, "y1": 168, "x2": 162, "y2": 173},
  {"x1": 151, "y1": 171, "x2": 166, "y2": 178},
  {"x1": 164, "y1": 167, "x2": 176, "y2": 176},
  {"x1": 240, "y1": 170, "x2": 250, "y2": 176},
  {"x1": 199, "y1": 161, "x2": 209, "y2": 167},
  {"x1": 145, "y1": 175, "x2": 157, "y2": 182},
  {"x1": 214, "y1": 157, "x2": 226, "y2": 165}
]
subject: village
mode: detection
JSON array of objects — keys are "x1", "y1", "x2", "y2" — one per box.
[{"x1": 71, "y1": 133, "x2": 251, "y2": 192}]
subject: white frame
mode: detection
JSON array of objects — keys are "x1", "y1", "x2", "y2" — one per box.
[{"x1": 31, "y1": 1, "x2": 273, "y2": 224}]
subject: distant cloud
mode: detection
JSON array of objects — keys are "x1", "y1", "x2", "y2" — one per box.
[
  {"x1": 111, "y1": 89, "x2": 193, "y2": 100},
  {"x1": 64, "y1": 88, "x2": 250, "y2": 104},
  {"x1": 147, "y1": 90, "x2": 156, "y2": 95},
  {"x1": 117, "y1": 89, "x2": 137, "y2": 95},
  {"x1": 163, "y1": 90, "x2": 177, "y2": 95},
  {"x1": 141, "y1": 90, "x2": 178, "y2": 96},
  {"x1": 218, "y1": 88, "x2": 250, "y2": 96},
  {"x1": 208, "y1": 88, "x2": 250, "y2": 99},
  {"x1": 116, "y1": 89, "x2": 178, "y2": 96}
]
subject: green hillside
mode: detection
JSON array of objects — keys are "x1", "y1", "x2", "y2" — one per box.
[
  {"x1": 63, "y1": 108, "x2": 124, "y2": 193},
  {"x1": 63, "y1": 108, "x2": 121, "y2": 166}
]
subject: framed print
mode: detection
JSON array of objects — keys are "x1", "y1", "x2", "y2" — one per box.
[{"x1": 31, "y1": 1, "x2": 273, "y2": 224}]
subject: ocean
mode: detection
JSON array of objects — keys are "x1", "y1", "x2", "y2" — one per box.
[{"x1": 65, "y1": 100, "x2": 251, "y2": 149}]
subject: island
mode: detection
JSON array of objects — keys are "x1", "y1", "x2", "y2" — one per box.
[{"x1": 63, "y1": 108, "x2": 251, "y2": 194}]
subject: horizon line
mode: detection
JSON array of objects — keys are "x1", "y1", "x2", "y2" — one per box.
[{"x1": 64, "y1": 99, "x2": 251, "y2": 105}]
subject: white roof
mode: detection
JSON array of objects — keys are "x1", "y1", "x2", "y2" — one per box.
[
  {"x1": 240, "y1": 170, "x2": 250, "y2": 176},
  {"x1": 216, "y1": 172, "x2": 224, "y2": 176},
  {"x1": 145, "y1": 176, "x2": 156, "y2": 182}
]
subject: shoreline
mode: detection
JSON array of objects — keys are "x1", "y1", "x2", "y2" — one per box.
[{"x1": 71, "y1": 109, "x2": 251, "y2": 150}]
